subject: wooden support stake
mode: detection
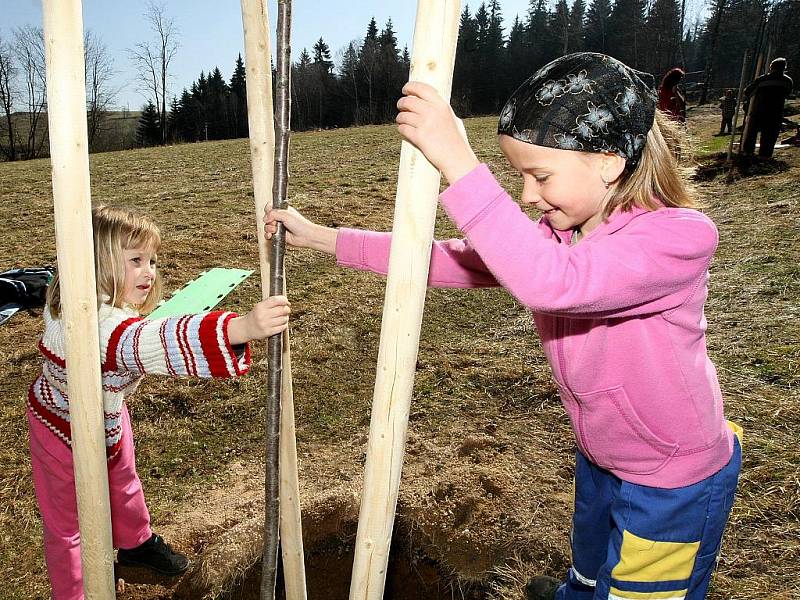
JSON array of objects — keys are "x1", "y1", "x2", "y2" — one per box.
[
  {"x1": 728, "y1": 49, "x2": 751, "y2": 161},
  {"x1": 240, "y1": 1, "x2": 305, "y2": 599},
  {"x1": 41, "y1": 0, "x2": 115, "y2": 597},
  {"x1": 349, "y1": 2, "x2": 461, "y2": 599}
]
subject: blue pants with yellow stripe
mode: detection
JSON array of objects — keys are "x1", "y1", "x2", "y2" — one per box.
[{"x1": 557, "y1": 436, "x2": 741, "y2": 600}]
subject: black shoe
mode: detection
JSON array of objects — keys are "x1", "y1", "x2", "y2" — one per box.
[
  {"x1": 526, "y1": 575, "x2": 561, "y2": 600},
  {"x1": 117, "y1": 533, "x2": 189, "y2": 577}
]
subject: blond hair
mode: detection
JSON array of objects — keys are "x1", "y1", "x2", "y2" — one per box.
[
  {"x1": 47, "y1": 205, "x2": 163, "y2": 317},
  {"x1": 602, "y1": 109, "x2": 695, "y2": 219}
]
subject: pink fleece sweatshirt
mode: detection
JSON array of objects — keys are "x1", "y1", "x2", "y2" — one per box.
[{"x1": 335, "y1": 163, "x2": 734, "y2": 488}]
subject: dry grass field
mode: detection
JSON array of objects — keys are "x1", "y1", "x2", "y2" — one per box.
[{"x1": 0, "y1": 104, "x2": 797, "y2": 599}]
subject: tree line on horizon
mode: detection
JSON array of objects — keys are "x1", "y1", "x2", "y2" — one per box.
[
  {"x1": 1, "y1": 0, "x2": 797, "y2": 159},
  {"x1": 140, "y1": 0, "x2": 798, "y2": 147}
]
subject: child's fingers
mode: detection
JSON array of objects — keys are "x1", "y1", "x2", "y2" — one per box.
[
  {"x1": 396, "y1": 123, "x2": 419, "y2": 146},
  {"x1": 395, "y1": 111, "x2": 421, "y2": 129},
  {"x1": 269, "y1": 313, "x2": 290, "y2": 333},
  {"x1": 396, "y1": 95, "x2": 426, "y2": 114},
  {"x1": 266, "y1": 294, "x2": 289, "y2": 307},
  {"x1": 263, "y1": 221, "x2": 280, "y2": 240},
  {"x1": 402, "y1": 81, "x2": 439, "y2": 101},
  {"x1": 263, "y1": 208, "x2": 286, "y2": 223}
]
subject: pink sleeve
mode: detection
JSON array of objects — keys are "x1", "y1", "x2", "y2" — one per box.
[
  {"x1": 439, "y1": 164, "x2": 718, "y2": 318},
  {"x1": 335, "y1": 228, "x2": 499, "y2": 289}
]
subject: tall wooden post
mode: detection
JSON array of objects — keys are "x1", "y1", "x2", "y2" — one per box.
[
  {"x1": 240, "y1": 1, "x2": 306, "y2": 599},
  {"x1": 348, "y1": 2, "x2": 461, "y2": 599},
  {"x1": 728, "y1": 50, "x2": 751, "y2": 161},
  {"x1": 41, "y1": 0, "x2": 115, "y2": 597}
]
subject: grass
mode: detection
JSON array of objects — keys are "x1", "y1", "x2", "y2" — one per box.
[
  {"x1": 0, "y1": 103, "x2": 798, "y2": 599},
  {"x1": 695, "y1": 129, "x2": 733, "y2": 156}
]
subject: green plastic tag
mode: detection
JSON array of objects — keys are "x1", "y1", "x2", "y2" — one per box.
[{"x1": 147, "y1": 268, "x2": 253, "y2": 319}]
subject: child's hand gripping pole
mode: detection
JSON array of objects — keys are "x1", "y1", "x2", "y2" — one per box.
[{"x1": 396, "y1": 81, "x2": 480, "y2": 185}]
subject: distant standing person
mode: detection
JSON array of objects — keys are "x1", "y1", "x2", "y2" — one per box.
[
  {"x1": 658, "y1": 67, "x2": 687, "y2": 123},
  {"x1": 717, "y1": 89, "x2": 737, "y2": 135},
  {"x1": 741, "y1": 57, "x2": 794, "y2": 158}
]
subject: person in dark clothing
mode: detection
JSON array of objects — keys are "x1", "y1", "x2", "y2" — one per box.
[
  {"x1": 741, "y1": 57, "x2": 794, "y2": 157},
  {"x1": 658, "y1": 67, "x2": 687, "y2": 123},
  {"x1": 717, "y1": 89, "x2": 737, "y2": 135}
]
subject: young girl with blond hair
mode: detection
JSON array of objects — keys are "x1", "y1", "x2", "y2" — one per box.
[
  {"x1": 266, "y1": 53, "x2": 741, "y2": 600},
  {"x1": 30, "y1": 204, "x2": 290, "y2": 600}
]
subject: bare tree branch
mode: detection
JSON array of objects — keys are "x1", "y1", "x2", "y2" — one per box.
[
  {"x1": 84, "y1": 31, "x2": 118, "y2": 152},
  {"x1": 0, "y1": 35, "x2": 18, "y2": 161},
  {"x1": 129, "y1": 42, "x2": 160, "y2": 108},
  {"x1": 13, "y1": 25, "x2": 47, "y2": 159},
  {"x1": 128, "y1": 1, "x2": 179, "y2": 144}
]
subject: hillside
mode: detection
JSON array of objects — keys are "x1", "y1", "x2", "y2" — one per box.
[{"x1": 0, "y1": 106, "x2": 797, "y2": 599}]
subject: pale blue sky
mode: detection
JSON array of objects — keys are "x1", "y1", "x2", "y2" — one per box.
[{"x1": 4, "y1": 0, "x2": 538, "y2": 111}]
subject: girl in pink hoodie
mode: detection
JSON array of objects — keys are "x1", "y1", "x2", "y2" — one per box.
[{"x1": 265, "y1": 52, "x2": 740, "y2": 600}]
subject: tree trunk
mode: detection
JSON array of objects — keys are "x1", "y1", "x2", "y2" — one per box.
[
  {"x1": 260, "y1": 1, "x2": 291, "y2": 598},
  {"x1": 700, "y1": 0, "x2": 727, "y2": 105}
]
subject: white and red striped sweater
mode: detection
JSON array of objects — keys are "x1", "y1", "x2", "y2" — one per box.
[{"x1": 28, "y1": 303, "x2": 251, "y2": 460}]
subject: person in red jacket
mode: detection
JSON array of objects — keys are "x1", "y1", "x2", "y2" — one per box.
[{"x1": 658, "y1": 67, "x2": 687, "y2": 123}]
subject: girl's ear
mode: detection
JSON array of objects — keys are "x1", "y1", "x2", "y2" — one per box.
[{"x1": 599, "y1": 152, "x2": 626, "y2": 185}]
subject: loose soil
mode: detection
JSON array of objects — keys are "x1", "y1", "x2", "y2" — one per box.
[{"x1": 1, "y1": 102, "x2": 798, "y2": 599}]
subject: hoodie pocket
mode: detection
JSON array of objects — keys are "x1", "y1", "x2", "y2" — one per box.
[{"x1": 573, "y1": 386, "x2": 679, "y2": 475}]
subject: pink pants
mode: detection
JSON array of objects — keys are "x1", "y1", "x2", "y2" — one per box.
[{"x1": 28, "y1": 406, "x2": 152, "y2": 600}]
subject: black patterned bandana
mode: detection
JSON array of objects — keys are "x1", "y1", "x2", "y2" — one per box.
[{"x1": 497, "y1": 52, "x2": 657, "y2": 169}]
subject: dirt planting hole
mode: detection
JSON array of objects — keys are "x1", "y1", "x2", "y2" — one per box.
[
  {"x1": 217, "y1": 521, "x2": 487, "y2": 600},
  {"x1": 692, "y1": 152, "x2": 790, "y2": 182}
]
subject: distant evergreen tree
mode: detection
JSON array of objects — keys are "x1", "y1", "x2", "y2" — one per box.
[
  {"x1": 312, "y1": 37, "x2": 335, "y2": 127},
  {"x1": 192, "y1": 72, "x2": 210, "y2": 140},
  {"x1": 551, "y1": 0, "x2": 571, "y2": 56},
  {"x1": 607, "y1": 0, "x2": 647, "y2": 68},
  {"x1": 378, "y1": 19, "x2": 404, "y2": 121},
  {"x1": 584, "y1": 0, "x2": 613, "y2": 54},
  {"x1": 136, "y1": 101, "x2": 161, "y2": 146},
  {"x1": 176, "y1": 88, "x2": 197, "y2": 142},
  {"x1": 485, "y1": 0, "x2": 506, "y2": 111},
  {"x1": 339, "y1": 41, "x2": 361, "y2": 124},
  {"x1": 527, "y1": 0, "x2": 559, "y2": 70},
  {"x1": 683, "y1": 26, "x2": 702, "y2": 74},
  {"x1": 473, "y1": 3, "x2": 492, "y2": 112},
  {"x1": 697, "y1": 0, "x2": 730, "y2": 102},
  {"x1": 569, "y1": 0, "x2": 587, "y2": 52},
  {"x1": 206, "y1": 67, "x2": 229, "y2": 140},
  {"x1": 769, "y1": 0, "x2": 800, "y2": 86},
  {"x1": 714, "y1": 0, "x2": 768, "y2": 88},
  {"x1": 401, "y1": 45, "x2": 410, "y2": 74},
  {"x1": 454, "y1": 4, "x2": 480, "y2": 114},
  {"x1": 166, "y1": 96, "x2": 181, "y2": 142},
  {"x1": 505, "y1": 16, "x2": 529, "y2": 95},
  {"x1": 645, "y1": 0, "x2": 682, "y2": 77},
  {"x1": 292, "y1": 48, "x2": 314, "y2": 130},
  {"x1": 229, "y1": 54, "x2": 248, "y2": 138},
  {"x1": 359, "y1": 17, "x2": 381, "y2": 123}
]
